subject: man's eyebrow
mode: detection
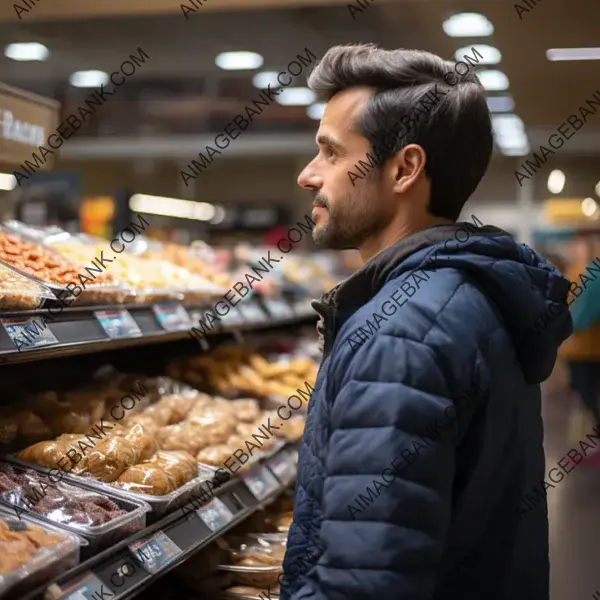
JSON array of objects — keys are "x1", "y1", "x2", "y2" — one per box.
[{"x1": 316, "y1": 134, "x2": 344, "y2": 151}]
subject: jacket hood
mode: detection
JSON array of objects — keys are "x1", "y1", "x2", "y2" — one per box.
[
  {"x1": 314, "y1": 222, "x2": 572, "y2": 384},
  {"x1": 394, "y1": 224, "x2": 573, "y2": 384}
]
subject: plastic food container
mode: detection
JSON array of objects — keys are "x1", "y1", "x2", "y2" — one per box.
[
  {"x1": 6, "y1": 457, "x2": 215, "y2": 519},
  {"x1": 218, "y1": 564, "x2": 282, "y2": 588},
  {"x1": 0, "y1": 506, "x2": 82, "y2": 599},
  {"x1": 0, "y1": 228, "x2": 128, "y2": 306},
  {"x1": 0, "y1": 262, "x2": 55, "y2": 311},
  {"x1": 218, "y1": 533, "x2": 285, "y2": 587},
  {"x1": 222, "y1": 585, "x2": 280, "y2": 600},
  {"x1": 0, "y1": 462, "x2": 149, "y2": 556}
]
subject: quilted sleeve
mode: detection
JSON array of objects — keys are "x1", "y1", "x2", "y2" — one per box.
[{"x1": 286, "y1": 332, "x2": 483, "y2": 600}]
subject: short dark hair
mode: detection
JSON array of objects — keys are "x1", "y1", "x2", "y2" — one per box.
[{"x1": 307, "y1": 44, "x2": 493, "y2": 221}]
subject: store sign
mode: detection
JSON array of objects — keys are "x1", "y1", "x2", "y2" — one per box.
[
  {"x1": 0, "y1": 82, "x2": 59, "y2": 167},
  {"x1": 95, "y1": 309, "x2": 142, "y2": 339},
  {"x1": 243, "y1": 466, "x2": 280, "y2": 501},
  {"x1": 0, "y1": 316, "x2": 59, "y2": 351},
  {"x1": 196, "y1": 497, "x2": 235, "y2": 532},
  {"x1": 52, "y1": 571, "x2": 112, "y2": 600},
  {"x1": 153, "y1": 303, "x2": 192, "y2": 331},
  {"x1": 129, "y1": 531, "x2": 182, "y2": 574}
]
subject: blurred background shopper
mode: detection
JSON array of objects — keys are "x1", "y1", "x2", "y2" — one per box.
[{"x1": 562, "y1": 236, "x2": 600, "y2": 448}]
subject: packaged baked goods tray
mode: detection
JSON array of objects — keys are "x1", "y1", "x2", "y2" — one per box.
[
  {"x1": 0, "y1": 261, "x2": 56, "y2": 311},
  {"x1": 0, "y1": 462, "x2": 150, "y2": 556},
  {"x1": 0, "y1": 227, "x2": 128, "y2": 306},
  {"x1": 6, "y1": 456, "x2": 216, "y2": 519},
  {"x1": 0, "y1": 505, "x2": 83, "y2": 599}
]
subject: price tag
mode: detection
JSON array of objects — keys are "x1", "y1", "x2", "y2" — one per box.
[
  {"x1": 243, "y1": 465, "x2": 281, "y2": 501},
  {"x1": 268, "y1": 451, "x2": 296, "y2": 483},
  {"x1": 129, "y1": 530, "x2": 182, "y2": 574},
  {"x1": 0, "y1": 316, "x2": 59, "y2": 352},
  {"x1": 95, "y1": 310, "x2": 142, "y2": 339},
  {"x1": 221, "y1": 306, "x2": 245, "y2": 327},
  {"x1": 52, "y1": 571, "x2": 112, "y2": 600},
  {"x1": 238, "y1": 301, "x2": 266, "y2": 324},
  {"x1": 153, "y1": 303, "x2": 192, "y2": 331},
  {"x1": 196, "y1": 497, "x2": 235, "y2": 532},
  {"x1": 264, "y1": 298, "x2": 294, "y2": 320}
]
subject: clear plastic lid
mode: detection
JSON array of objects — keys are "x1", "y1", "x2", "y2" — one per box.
[{"x1": 0, "y1": 261, "x2": 55, "y2": 310}]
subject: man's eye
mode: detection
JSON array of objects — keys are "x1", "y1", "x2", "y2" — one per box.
[{"x1": 325, "y1": 146, "x2": 335, "y2": 158}]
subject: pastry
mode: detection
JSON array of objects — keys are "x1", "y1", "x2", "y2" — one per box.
[
  {"x1": 84, "y1": 436, "x2": 141, "y2": 482},
  {"x1": 156, "y1": 422, "x2": 210, "y2": 455},
  {"x1": 230, "y1": 399, "x2": 260, "y2": 423}
]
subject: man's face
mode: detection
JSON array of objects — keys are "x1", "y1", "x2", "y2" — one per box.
[{"x1": 298, "y1": 87, "x2": 395, "y2": 250}]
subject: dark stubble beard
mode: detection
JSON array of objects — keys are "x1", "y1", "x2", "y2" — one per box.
[{"x1": 311, "y1": 179, "x2": 391, "y2": 250}]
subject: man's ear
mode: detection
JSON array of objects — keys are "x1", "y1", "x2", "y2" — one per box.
[{"x1": 390, "y1": 144, "x2": 427, "y2": 195}]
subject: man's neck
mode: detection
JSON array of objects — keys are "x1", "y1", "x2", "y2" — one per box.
[{"x1": 359, "y1": 216, "x2": 453, "y2": 263}]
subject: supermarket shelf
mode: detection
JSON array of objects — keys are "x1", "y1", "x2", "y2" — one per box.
[
  {"x1": 0, "y1": 296, "x2": 316, "y2": 364},
  {"x1": 23, "y1": 445, "x2": 298, "y2": 600}
]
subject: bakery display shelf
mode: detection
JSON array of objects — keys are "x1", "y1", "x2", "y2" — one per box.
[
  {"x1": 21, "y1": 446, "x2": 297, "y2": 600},
  {"x1": 0, "y1": 296, "x2": 316, "y2": 364}
]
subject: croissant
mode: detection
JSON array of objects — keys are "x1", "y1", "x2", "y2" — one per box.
[{"x1": 115, "y1": 464, "x2": 173, "y2": 496}]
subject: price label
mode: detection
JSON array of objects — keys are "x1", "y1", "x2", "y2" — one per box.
[
  {"x1": 243, "y1": 466, "x2": 281, "y2": 501},
  {"x1": 129, "y1": 530, "x2": 182, "y2": 574},
  {"x1": 95, "y1": 310, "x2": 142, "y2": 339},
  {"x1": 196, "y1": 497, "x2": 235, "y2": 532},
  {"x1": 238, "y1": 301, "x2": 266, "y2": 323},
  {"x1": 221, "y1": 306, "x2": 245, "y2": 327},
  {"x1": 52, "y1": 571, "x2": 112, "y2": 600},
  {"x1": 153, "y1": 303, "x2": 192, "y2": 331},
  {"x1": 264, "y1": 298, "x2": 294, "y2": 320},
  {"x1": 268, "y1": 451, "x2": 296, "y2": 483},
  {"x1": 0, "y1": 316, "x2": 59, "y2": 352}
]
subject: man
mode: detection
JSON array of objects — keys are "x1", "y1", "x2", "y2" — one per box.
[{"x1": 281, "y1": 44, "x2": 572, "y2": 600}]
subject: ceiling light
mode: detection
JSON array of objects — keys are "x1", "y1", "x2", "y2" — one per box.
[
  {"x1": 455, "y1": 45, "x2": 501, "y2": 65},
  {"x1": 69, "y1": 70, "x2": 109, "y2": 88},
  {"x1": 4, "y1": 43, "x2": 49, "y2": 62},
  {"x1": 582, "y1": 197, "x2": 598, "y2": 217},
  {"x1": 486, "y1": 95, "x2": 515, "y2": 113},
  {"x1": 492, "y1": 114, "x2": 525, "y2": 136},
  {"x1": 307, "y1": 103, "x2": 326, "y2": 120},
  {"x1": 547, "y1": 170, "x2": 566, "y2": 194},
  {"x1": 253, "y1": 71, "x2": 282, "y2": 89},
  {"x1": 443, "y1": 13, "x2": 494, "y2": 37},
  {"x1": 275, "y1": 87, "x2": 316, "y2": 107},
  {"x1": 209, "y1": 205, "x2": 226, "y2": 225},
  {"x1": 477, "y1": 70, "x2": 509, "y2": 91},
  {"x1": 215, "y1": 51, "x2": 263, "y2": 71},
  {"x1": 547, "y1": 48, "x2": 600, "y2": 61},
  {"x1": 129, "y1": 194, "x2": 216, "y2": 221},
  {"x1": 0, "y1": 173, "x2": 16, "y2": 191},
  {"x1": 595, "y1": 181, "x2": 600, "y2": 198}
]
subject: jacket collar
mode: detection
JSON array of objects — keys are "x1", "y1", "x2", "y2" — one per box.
[{"x1": 312, "y1": 222, "x2": 502, "y2": 356}]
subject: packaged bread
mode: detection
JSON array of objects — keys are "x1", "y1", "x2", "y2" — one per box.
[
  {"x1": 230, "y1": 399, "x2": 260, "y2": 423},
  {"x1": 17, "y1": 434, "x2": 87, "y2": 472},
  {"x1": 125, "y1": 414, "x2": 161, "y2": 436},
  {"x1": 84, "y1": 436, "x2": 141, "y2": 482},
  {"x1": 112, "y1": 423, "x2": 158, "y2": 461},
  {"x1": 277, "y1": 416, "x2": 304, "y2": 442},
  {"x1": 156, "y1": 423, "x2": 210, "y2": 455},
  {"x1": 154, "y1": 394, "x2": 196, "y2": 424},
  {"x1": 115, "y1": 450, "x2": 196, "y2": 495},
  {"x1": 15, "y1": 410, "x2": 52, "y2": 442}
]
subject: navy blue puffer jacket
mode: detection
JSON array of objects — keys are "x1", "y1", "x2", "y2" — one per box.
[{"x1": 281, "y1": 222, "x2": 571, "y2": 600}]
